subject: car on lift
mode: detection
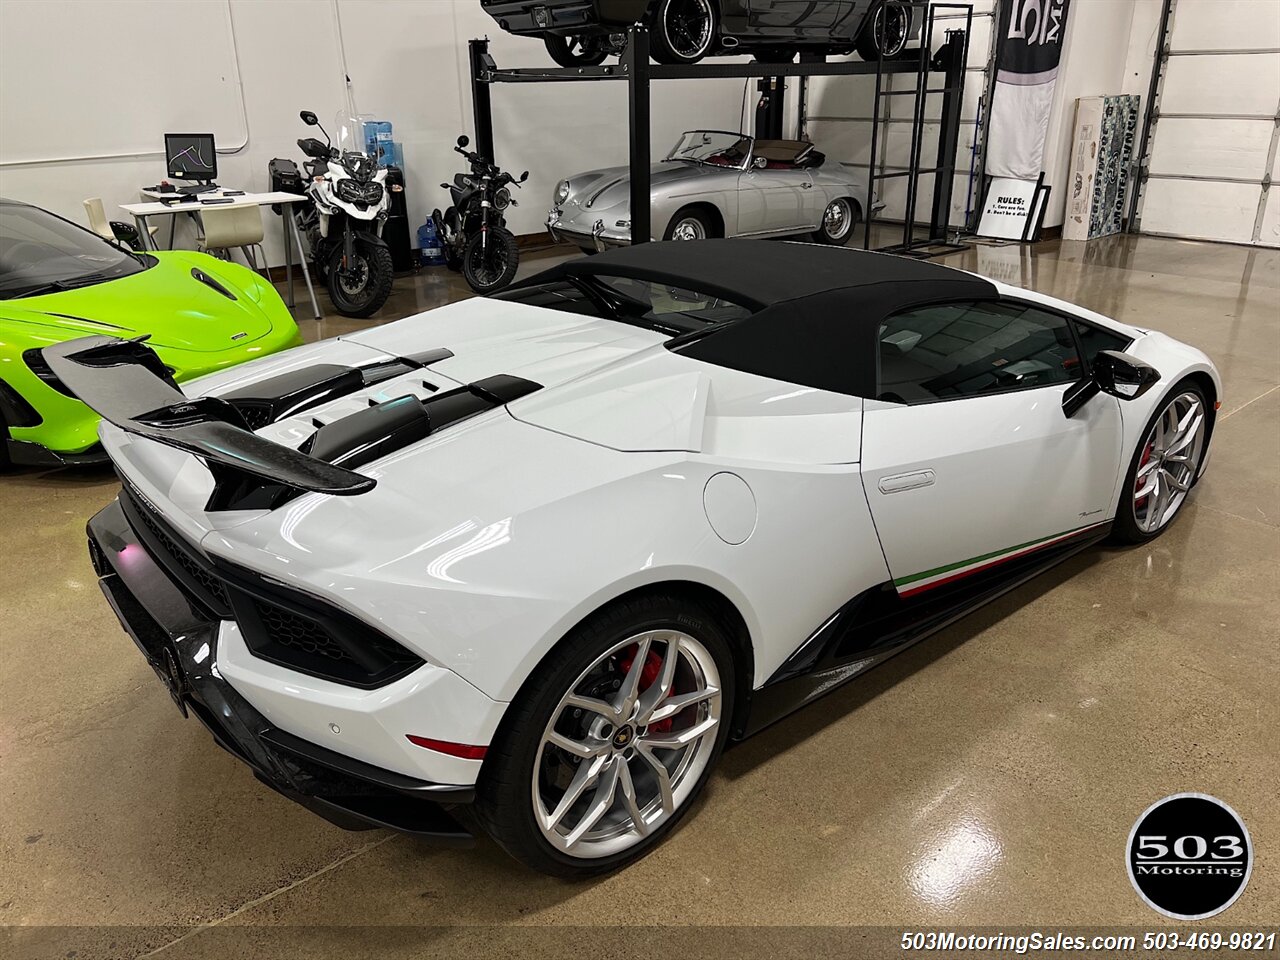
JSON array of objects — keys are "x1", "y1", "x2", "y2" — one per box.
[
  {"x1": 548, "y1": 131, "x2": 875, "y2": 251},
  {"x1": 0, "y1": 198, "x2": 302, "y2": 470},
  {"x1": 58, "y1": 240, "x2": 1219, "y2": 877},
  {"x1": 481, "y1": 0, "x2": 917, "y2": 66}
]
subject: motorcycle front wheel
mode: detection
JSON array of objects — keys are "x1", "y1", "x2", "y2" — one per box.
[
  {"x1": 462, "y1": 227, "x2": 519, "y2": 294},
  {"x1": 326, "y1": 241, "x2": 393, "y2": 318}
]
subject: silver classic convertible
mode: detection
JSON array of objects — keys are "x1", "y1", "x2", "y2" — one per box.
[{"x1": 547, "y1": 131, "x2": 875, "y2": 252}]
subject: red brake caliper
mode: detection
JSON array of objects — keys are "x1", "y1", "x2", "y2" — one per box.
[
  {"x1": 1135, "y1": 441, "x2": 1155, "y2": 504},
  {"x1": 619, "y1": 644, "x2": 674, "y2": 734}
]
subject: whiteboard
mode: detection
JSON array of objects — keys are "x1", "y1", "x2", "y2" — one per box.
[{"x1": 0, "y1": 0, "x2": 247, "y2": 165}]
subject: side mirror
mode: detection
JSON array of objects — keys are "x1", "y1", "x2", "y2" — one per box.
[
  {"x1": 520, "y1": 170, "x2": 529, "y2": 182},
  {"x1": 1062, "y1": 349, "x2": 1161, "y2": 418},
  {"x1": 753, "y1": 156, "x2": 768, "y2": 170},
  {"x1": 457, "y1": 135, "x2": 470, "y2": 148},
  {"x1": 300, "y1": 110, "x2": 318, "y2": 126},
  {"x1": 1094, "y1": 350, "x2": 1161, "y2": 400}
]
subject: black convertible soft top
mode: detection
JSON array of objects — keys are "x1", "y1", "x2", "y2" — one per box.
[{"x1": 528, "y1": 240, "x2": 999, "y2": 398}]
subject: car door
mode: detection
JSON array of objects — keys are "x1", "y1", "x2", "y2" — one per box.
[
  {"x1": 748, "y1": 0, "x2": 840, "y2": 37},
  {"x1": 736, "y1": 160, "x2": 813, "y2": 234},
  {"x1": 860, "y1": 299, "x2": 1125, "y2": 596}
]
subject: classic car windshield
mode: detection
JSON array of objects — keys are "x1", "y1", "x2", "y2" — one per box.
[
  {"x1": 0, "y1": 203, "x2": 150, "y2": 300},
  {"x1": 665, "y1": 131, "x2": 753, "y2": 169}
]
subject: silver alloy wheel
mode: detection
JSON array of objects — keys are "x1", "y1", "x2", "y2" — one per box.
[
  {"x1": 823, "y1": 198, "x2": 853, "y2": 240},
  {"x1": 662, "y1": 0, "x2": 715, "y2": 61},
  {"x1": 873, "y1": 3, "x2": 910, "y2": 58},
  {"x1": 1133, "y1": 391, "x2": 1207, "y2": 534},
  {"x1": 532, "y1": 630, "x2": 722, "y2": 859},
  {"x1": 671, "y1": 217, "x2": 706, "y2": 241}
]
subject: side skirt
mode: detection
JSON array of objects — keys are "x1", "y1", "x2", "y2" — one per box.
[{"x1": 737, "y1": 522, "x2": 1110, "y2": 739}]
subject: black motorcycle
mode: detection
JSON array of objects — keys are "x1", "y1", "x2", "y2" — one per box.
[
  {"x1": 269, "y1": 110, "x2": 394, "y2": 318},
  {"x1": 432, "y1": 135, "x2": 527, "y2": 294}
]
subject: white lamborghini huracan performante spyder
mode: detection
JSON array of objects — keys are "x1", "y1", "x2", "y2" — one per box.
[{"x1": 52, "y1": 241, "x2": 1220, "y2": 876}]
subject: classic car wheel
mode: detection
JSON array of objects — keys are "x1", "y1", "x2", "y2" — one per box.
[
  {"x1": 664, "y1": 208, "x2": 714, "y2": 241},
  {"x1": 651, "y1": 0, "x2": 718, "y2": 65},
  {"x1": 813, "y1": 198, "x2": 857, "y2": 245},
  {"x1": 475, "y1": 593, "x2": 735, "y2": 877},
  {"x1": 856, "y1": 1, "x2": 911, "y2": 62},
  {"x1": 544, "y1": 34, "x2": 609, "y2": 67},
  {"x1": 1112, "y1": 380, "x2": 1209, "y2": 544}
]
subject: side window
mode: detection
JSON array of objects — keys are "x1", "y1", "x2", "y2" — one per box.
[
  {"x1": 1073, "y1": 319, "x2": 1133, "y2": 368},
  {"x1": 877, "y1": 300, "x2": 1082, "y2": 404}
]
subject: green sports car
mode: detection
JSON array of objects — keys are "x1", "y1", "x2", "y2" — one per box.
[{"x1": 0, "y1": 198, "x2": 303, "y2": 468}]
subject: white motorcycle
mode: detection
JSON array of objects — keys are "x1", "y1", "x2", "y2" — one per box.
[{"x1": 294, "y1": 110, "x2": 393, "y2": 318}]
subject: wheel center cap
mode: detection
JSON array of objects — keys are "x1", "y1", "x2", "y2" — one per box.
[{"x1": 612, "y1": 725, "x2": 635, "y2": 749}]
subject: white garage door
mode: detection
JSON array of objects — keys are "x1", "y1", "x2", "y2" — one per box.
[{"x1": 1134, "y1": 0, "x2": 1280, "y2": 246}]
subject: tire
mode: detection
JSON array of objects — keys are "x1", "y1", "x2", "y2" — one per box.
[
  {"x1": 475, "y1": 591, "x2": 737, "y2": 877},
  {"x1": 855, "y1": 1, "x2": 911, "y2": 62},
  {"x1": 544, "y1": 34, "x2": 609, "y2": 67},
  {"x1": 325, "y1": 241, "x2": 393, "y2": 318},
  {"x1": 663, "y1": 207, "x2": 716, "y2": 242},
  {"x1": 811, "y1": 197, "x2": 859, "y2": 245},
  {"x1": 1110, "y1": 378, "x2": 1210, "y2": 544},
  {"x1": 650, "y1": 0, "x2": 718, "y2": 65},
  {"x1": 462, "y1": 227, "x2": 519, "y2": 294}
]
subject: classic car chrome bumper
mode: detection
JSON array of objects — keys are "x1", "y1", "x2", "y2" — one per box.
[{"x1": 547, "y1": 208, "x2": 631, "y2": 252}]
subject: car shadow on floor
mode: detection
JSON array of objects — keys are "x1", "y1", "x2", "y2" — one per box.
[{"x1": 716, "y1": 548, "x2": 1106, "y2": 783}]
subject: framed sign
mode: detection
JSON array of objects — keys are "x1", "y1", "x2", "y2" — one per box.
[{"x1": 978, "y1": 175, "x2": 1044, "y2": 240}]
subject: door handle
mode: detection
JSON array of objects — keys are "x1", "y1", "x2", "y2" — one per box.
[
  {"x1": 801, "y1": 182, "x2": 813, "y2": 189},
  {"x1": 878, "y1": 469, "x2": 936, "y2": 494}
]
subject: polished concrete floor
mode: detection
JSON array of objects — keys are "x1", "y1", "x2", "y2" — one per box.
[{"x1": 2, "y1": 236, "x2": 1277, "y2": 959}]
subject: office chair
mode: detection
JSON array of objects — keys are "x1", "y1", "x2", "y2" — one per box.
[
  {"x1": 199, "y1": 204, "x2": 267, "y2": 275},
  {"x1": 83, "y1": 197, "x2": 154, "y2": 251}
]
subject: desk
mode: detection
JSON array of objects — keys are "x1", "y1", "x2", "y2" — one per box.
[{"x1": 119, "y1": 190, "x2": 320, "y2": 320}]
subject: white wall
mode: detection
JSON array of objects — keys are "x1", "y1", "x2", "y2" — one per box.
[
  {"x1": 1038, "y1": 0, "x2": 1144, "y2": 228},
  {"x1": 0, "y1": 0, "x2": 748, "y2": 266}
]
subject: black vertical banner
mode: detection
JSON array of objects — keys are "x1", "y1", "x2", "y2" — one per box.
[{"x1": 987, "y1": 0, "x2": 1072, "y2": 181}]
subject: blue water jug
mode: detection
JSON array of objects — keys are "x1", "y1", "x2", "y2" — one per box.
[{"x1": 418, "y1": 219, "x2": 446, "y2": 267}]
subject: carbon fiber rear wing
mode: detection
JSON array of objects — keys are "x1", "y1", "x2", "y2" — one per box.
[
  {"x1": 43, "y1": 336, "x2": 378, "y2": 502},
  {"x1": 44, "y1": 335, "x2": 540, "y2": 511}
]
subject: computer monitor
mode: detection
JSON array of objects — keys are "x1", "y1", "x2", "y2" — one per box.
[{"x1": 164, "y1": 133, "x2": 217, "y2": 182}]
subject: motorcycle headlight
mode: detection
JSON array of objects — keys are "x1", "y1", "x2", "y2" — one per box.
[
  {"x1": 336, "y1": 179, "x2": 384, "y2": 204},
  {"x1": 555, "y1": 180, "x2": 570, "y2": 205},
  {"x1": 493, "y1": 187, "x2": 512, "y2": 211}
]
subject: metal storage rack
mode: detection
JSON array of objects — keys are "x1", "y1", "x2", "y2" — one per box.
[{"x1": 467, "y1": 1, "x2": 972, "y2": 258}]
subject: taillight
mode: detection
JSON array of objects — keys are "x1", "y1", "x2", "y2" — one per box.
[{"x1": 405, "y1": 735, "x2": 487, "y2": 760}]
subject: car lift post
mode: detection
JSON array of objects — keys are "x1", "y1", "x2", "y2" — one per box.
[{"x1": 624, "y1": 29, "x2": 652, "y2": 245}]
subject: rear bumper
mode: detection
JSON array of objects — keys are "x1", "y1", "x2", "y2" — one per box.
[
  {"x1": 86, "y1": 499, "x2": 476, "y2": 843},
  {"x1": 482, "y1": 0, "x2": 647, "y2": 36}
]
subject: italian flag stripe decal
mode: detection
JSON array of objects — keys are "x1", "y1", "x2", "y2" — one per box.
[{"x1": 893, "y1": 521, "x2": 1109, "y2": 598}]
